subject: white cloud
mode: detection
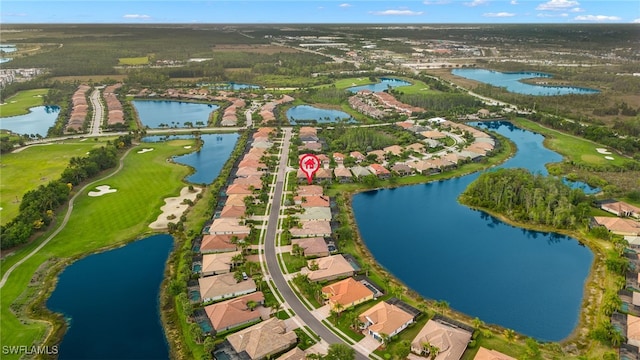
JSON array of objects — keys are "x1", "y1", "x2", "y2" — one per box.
[
  {"x1": 570, "y1": 7, "x2": 584, "y2": 12},
  {"x1": 574, "y1": 14, "x2": 622, "y2": 21},
  {"x1": 510, "y1": 0, "x2": 518, "y2": 4},
  {"x1": 339, "y1": 3, "x2": 352, "y2": 8},
  {"x1": 123, "y1": 14, "x2": 151, "y2": 19},
  {"x1": 633, "y1": 18, "x2": 640, "y2": 23},
  {"x1": 370, "y1": 9, "x2": 424, "y2": 16},
  {"x1": 464, "y1": 0, "x2": 488, "y2": 7},
  {"x1": 484, "y1": 12, "x2": 516, "y2": 17},
  {"x1": 423, "y1": 0, "x2": 451, "y2": 4},
  {"x1": 537, "y1": 12, "x2": 569, "y2": 17},
  {"x1": 536, "y1": 0, "x2": 579, "y2": 11}
]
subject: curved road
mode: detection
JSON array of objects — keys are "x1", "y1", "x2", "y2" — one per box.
[
  {"x1": 263, "y1": 128, "x2": 369, "y2": 360},
  {"x1": 0, "y1": 147, "x2": 135, "y2": 289}
]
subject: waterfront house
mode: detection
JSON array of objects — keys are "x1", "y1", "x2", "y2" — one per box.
[
  {"x1": 226, "y1": 184, "x2": 254, "y2": 195},
  {"x1": 208, "y1": 218, "x2": 251, "y2": 235},
  {"x1": 297, "y1": 185, "x2": 324, "y2": 197},
  {"x1": 201, "y1": 251, "x2": 241, "y2": 276},
  {"x1": 368, "y1": 164, "x2": 391, "y2": 179},
  {"x1": 200, "y1": 234, "x2": 245, "y2": 254},
  {"x1": 315, "y1": 168, "x2": 333, "y2": 183},
  {"x1": 204, "y1": 292, "x2": 264, "y2": 334},
  {"x1": 297, "y1": 207, "x2": 332, "y2": 222},
  {"x1": 236, "y1": 167, "x2": 264, "y2": 177},
  {"x1": 303, "y1": 254, "x2": 355, "y2": 282},
  {"x1": 359, "y1": 301, "x2": 414, "y2": 342},
  {"x1": 383, "y1": 145, "x2": 403, "y2": 157},
  {"x1": 225, "y1": 194, "x2": 250, "y2": 207},
  {"x1": 411, "y1": 318, "x2": 472, "y2": 360},
  {"x1": 291, "y1": 237, "x2": 330, "y2": 258},
  {"x1": 350, "y1": 151, "x2": 366, "y2": 163},
  {"x1": 226, "y1": 318, "x2": 298, "y2": 360},
  {"x1": 350, "y1": 166, "x2": 372, "y2": 179},
  {"x1": 599, "y1": 199, "x2": 640, "y2": 219},
  {"x1": 593, "y1": 216, "x2": 640, "y2": 236},
  {"x1": 290, "y1": 220, "x2": 332, "y2": 238},
  {"x1": 473, "y1": 347, "x2": 516, "y2": 360},
  {"x1": 294, "y1": 195, "x2": 330, "y2": 208},
  {"x1": 629, "y1": 314, "x2": 640, "y2": 348},
  {"x1": 322, "y1": 277, "x2": 374, "y2": 311},
  {"x1": 367, "y1": 150, "x2": 386, "y2": 162},
  {"x1": 391, "y1": 163, "x2": 413, "y2": 176},
  {"x1": 334, "y1": 167, "x2": 353, "y2": 183},
  {"x1": 233, "y1": 175, "x2": 263, "y2": 190},
  {"x1": 219, "y1": 205, "x2": 246, "y2": 219},
  {"x1": 198, "y1": 273, "x2": 257, "y2": 302}
]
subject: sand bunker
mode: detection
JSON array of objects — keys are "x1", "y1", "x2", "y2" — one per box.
[
  {"x1": 137, "y1": 148, "x2": 154, "y2": 154},
  {"x1": 596, "y1": 148, "x2": 612, "y2": 155},
  {"x1": 605, "y1": 156, "x2": 615, "y2": 160},
  {"x1": 88, "y1": 185, "x2": 117, "y2": 197},
  {"x1": 184, "y1": 145, "x2": 192, "y2": 149},
  {"x1": 149, "y1": 186, "x2": 202, "y2": 230}
]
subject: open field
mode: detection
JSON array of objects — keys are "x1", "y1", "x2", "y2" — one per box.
[
  {"x1": 212, "y1": 44, "x2": 301, "y2": 54},
  {"x1": 332, "y1": 77, "x2": 374, "y2": 89},
  {"x1": 0, "y1": 89, "x2": 49, "y2": 117},
  {"x1": 0, "y1": 138, "x2": 118, "y2": 225},
  {"x1": 0, "y1": 139, "x2": 196, "y2": 359},
  {"x1": 50, "y1": 75, "x2": 128, "y2": 83},
  {"x1": 118, "y1": 56, "x2": 149, "y2": 65}
]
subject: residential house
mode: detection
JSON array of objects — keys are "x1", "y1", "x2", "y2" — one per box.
[
  {"x1": 278, "y1": 347, "x2": 306, "y2": 360},
  {"x1": 226, "y1": 184, "x2": 254, "y2": 195},
  {"x1": 232, "y1": 175, "x2": 263, "y2": 190},
  {"x1": 299, "y1": 126, "x2": 319, "y2": 142},
  {"x1": 303, "y1": 254, "x2": 355, "y2": 282},
  {"x1": 629, "y1": 314, "x2": 640, "y2": 348},
  {"x1": 334, "y1": 167, "x2": 353, "y2": 183},
  {"x1": 297, "y1": 207, "x2": 332, "y2": 222},
  {"x1": 368, "y1": 164, "x2": 391, "y2": 179},
  {"x1": 407, "y1": 160, "x2": 438, "y2": 175},
  {"x1": 383, "y1": 145, "x2": 403, "y2": 157},
  {"x1": 599, "y1": 200, "x2": 640, "y2": 219},
  {"x1": 333, "y1": 152, "x2": 346, "y2": 163},
  {"x1": 294, "y1": 195, "x2": 330, "y2": 208},
  {"x1": 315, "y1": 168, "x2": 333, "y2": 183},
  {"x1": 473, "y1": 347, "x2": 516, "y2": 360},
  {"x1": 593, "y1": 217, "x2": 640, "y2": 236},
  {"x1": 290, "y1": 220, "x2": 332, "y2": 238},
  {"x1": 201, "y1": 251, "x2": 241, "y2": 276},
  {"x1": 225, "y1": 194, "x2": 250, "y2": 207},
  {"x1": 322, "y1": 277, "x2": 374, "y2": 310},
  {"x1": 350, "y1": 151, "x2": 365, "y2": 163},
  {"x1": 198, "y1": 272, "x2": 256, "y2": 302},
  {"x1": 209, "y1": 218, "x2": 251, "y2": 235},
  {"x1": 297, "y1": 185, "x2": 324, "y2": 197},
  {"x1": 421, "y1": 130, "x2": 447, "y2": 140},
  {"x1": 299, "y1": 142, "x2": 323, "y2": 152},
  {"x1": 200, "y1": 234, "x2": 245, "y2": 254},
  {"x1": 411, "y1": 318, "x2": 472, "y2": 360},
  {"x1": 359, "y1": 301, "x2": 414, "y2": 342},
  {"x1": 406, "y1": 143, "x2": 426, "y2": 154},
  {"x1": 291, "y1": 237, "x2": 330, "y2": 258},
  {"x1": 236, "y1": 167, "x2": 264, "y2": 177},
  {"x1": 219, "y1": 205, "x2": 246, "y2": 219},
  {"x1": 391, "y1": 163, "x2": 412, "y2": 176},
  {"x1": 367, "y1": 150, "x2": 386, "y2": 162},
  {"x1": 316, "y1": 154, "x2": 331, "y2": 167},
  {"x1": 204, "y1": 292, "x2": 265, "y2": 333},
  {"x1": 226, "y1": 318, "x2": 297, "y2": 360},
  {"x1": 350, "y1": 166, "x2": 372, "y2": 179}
]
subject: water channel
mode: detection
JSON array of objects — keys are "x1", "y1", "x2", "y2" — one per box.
[
  {"x1": 352, "y1": 121, "x2": 594, "y2": 341},
  {"x1": 0, "y1": 105, "x2": 60, "y2": 136}
]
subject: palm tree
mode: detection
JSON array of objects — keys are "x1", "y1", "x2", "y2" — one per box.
[
  {"x1": 504, "y1": 329, "x2": 516, "y2": 343},
  {"x1": 252, "y1": 273, "x2": 264, "y2": 291},
  {"x1": 247, "y1": 300, "x2": 258, "y2": 311},
  {"x1": 435, "y1": 300, "x2": 449, "y2": 315},
  {"x1": 473, "y1": 317, "x2": 484, "y2": 330},
  {"x1": 379, "y1": 333, "x2": 390, "y2": 347},
  {"x1": 231, "y1": 254, "x2": 245, "y2": 269},
  {"x1": 334, "y1": 302, "x2": 345, "y2": 316}
]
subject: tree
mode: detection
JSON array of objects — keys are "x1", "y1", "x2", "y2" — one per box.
[
  {"x1": 395, "y1": 339, "x2": 411, "y2": 360},
  {"x1": 325, "y1": 343, "x2": 355, "y2": 360},
  {"x1": 504, "y1": 329, "x2": 516, "y2": 343},
  {"x1": 247, "y1": 300, "x2": 258, "y2": 311},
  {"x1": 190, "y1": 322, "x2": 203, "y2": 343},
  {"x1": 435, "y1": 300, "x2": 449, "y2": 315},
  {"x1": 379, "y1": 333, "x2": 391, "y2": 346}
]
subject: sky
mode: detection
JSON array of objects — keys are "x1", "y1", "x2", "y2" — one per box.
[{"x1": 1, "y1": 0, "x2": 639, "y2": 24}]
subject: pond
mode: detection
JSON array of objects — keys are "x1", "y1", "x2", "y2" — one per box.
[
  {"x1": 47, "y1": 234, "x2": 173, "y2": 359},
  {"x1": 287, "y1": 105, "x2": 354, "y2": 125},
  {"x1": 171, "y1": 133, "x2": 239, "y2": 184},
  {"x1": 348, "y1": 77, "x2": 412, "y2": 93},
  {"x1": 0, "y1": 105, "x2": 60, "y2": 136},
  {"x1": 352, "y1": 121, "x2": 593, "y2": 341},
  {"x1": 132, "y1": 100, "x2": 219, "y2": 128},
  {"x1": 451, "y1": 69, "x2": 599, "y2": 96},
  {"x1": 197, "y1": 82, "x2": 261, "y2": 90}
]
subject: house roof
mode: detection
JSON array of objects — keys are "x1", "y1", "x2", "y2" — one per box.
[
  {"x1": 290, "y1": 220, "x2": 332, "y2": 238},
  {"x1": 236, "y1": 167, "x2": 264, "y2": 177},
  {"x1": 322, "y1": 277, "x2": 374, "y2": 308},
  {"x1": 333, "y1": 152, "x2": 346, "y2": 160},
  {"x1": 350, "y1": 166, "x2": 371, "y2": 177},
  {"x1": 350, "y1": 151, "x2": 365, "y2": 160},
  {"x1": 202, "y1": 251, "x2": 241, "y2": 274},
  {"x1": 278, "y1": 347, "x2": 306, "y2": 360},
  {"x1": 198, "y1": 273, "x2": 256, "y2": 300},
  {"x1": 411, "y1": 319, "x2": 472, "y2": 360},
  {"x1": 227, "y1": 318, "x2": 297, "y2": 360},
  {"x1": 383, "y1": 145, "x2": 403, "y2": 155},
  {"x1": 629, "y1": 314, "x2": 640, "y2": 343},
  {"x1": 292, "y1": 237, "x2": 329, "y2": 257},
  {"x1": 225, "y1": 194, "x2": 250, "y2": 206},
  {"x1": 315, "y1": 168, "x2": 333, "y2": 179},
  {"x1": 421, "y1": 130, "x2": 447, "y2": 139},
  {"x1": 209, "y1": 218, "x2": 250, "y2": 235},
  {"x1": 297, "y1": 207, "x2": 332, "y2": 222},
  {"x1": 305, "y1": 254, "x2": 355, "y2": 282},
  {"x1": 233, "y1": 175, "x2": 263, "y2": 189},
  {"x1": 391, "y1": 163, "x2": 412, "y2": 173},
  {"x1": 600, "y1": 199, "x2": 640, "y2": 216},
  {"x1": 204, "y1": 292, "x2": 264, "y2": 331},
  {"x1": 359, "y1": 301, "x2": 414, "y2": 337},
  {"x1": 201, "y1": 234, "x2": 245, "y2": 253},
  {"x1": 226, "y1": 184, "x2": 254, "y2": 195},
  {"x1": 473, "y1": 347, "x2": 516, "y2": 360},
  {"x1": 297, "y1": 185, "x2": 324, "y2": 196},
  {"x1": 220, "y1": 205, "x2": 246, "y2": 218},
  {"x1": 294, "y1": 195, "x2": 330, "y2": 208},
  {"x1": 369, "y1": 163, "x2": 391, "y2": 175},
  {"x1": 593, "y1": 216, "x2": 640, "y2": 236}
]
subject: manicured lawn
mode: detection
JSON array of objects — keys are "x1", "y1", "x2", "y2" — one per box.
[
  {"x1": 0, "y1": 89, "x2": 49, "y2": 117},
  {"x1": 512, "y1": 117, "x2": 628, "y2": 167},
  {"x1": 0, "y1": 138, "x2": 116, "y2": 225},
  {"x1": 332, "y1": 77, "x2": 375, "y2": 90},
  {"x1": 0, "y1": 139, "x2": 196, "y2": 360},
  {"x1": 118, "y1": 56, "x2": 150, "y2": 65}
]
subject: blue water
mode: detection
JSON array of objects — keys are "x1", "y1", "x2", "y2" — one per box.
[
  {"x1": 47, "y1": 234, "x2": 173, "y2": 359},
  {"x1": 352, "y1": 121, "x2": 593, "y2": 341},
  {"x1": 0, "y1": 45, "x2": 17, "y2": 53},
  {"x1": 197, "y1": 82, "x2": 261, "y2": 90},
  {"x1": 0, "y1": 105, "x2": 60, "y2": 136},
  {"x1": 287, "y1": 105, "x2": 354, "y2": 124},
  {"x1": 132, "y1": 100, "x2": 218, "y2": 128},
  {"x1": 452, "y1": 69, "x2": 599, "y2": 96},
  {"x1": 348, "y1": 77, "x2": 411, "y2": 93},
  {"x1": 173, "y1": 133, "x2": 239, "y2": 185}
]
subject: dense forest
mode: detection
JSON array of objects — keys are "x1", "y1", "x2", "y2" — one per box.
[
  {"x1": 459, "y1": 168, "x2": 593, "y2": 230},
  {"x1": 0, "y1": 135, "x2": 133, "y2": 249}
]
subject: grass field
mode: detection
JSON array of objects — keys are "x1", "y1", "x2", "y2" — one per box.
[
  {"x1": 0, "y1": 138, "x2": 117, "y2": 226},
  {"x1": 512, "y1": 117, "x2": 629, "y2": 167},
  {"x1": 332, "y1": 77, "x2": 375, "y2": 89},
  {"x1": 118, "y1": 56, "x2": 149, "y2": 65},
  {"x1": 0, "y1": 139, "x2": 196, "y2": 360},
  {"x1": 0, "y1": 89, "x2": 49, "y2": 117}
]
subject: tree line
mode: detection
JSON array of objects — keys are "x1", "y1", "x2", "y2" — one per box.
[
  {"x1": 0, "y1": 134, "x2": 133, "y2": 249},
  {"x1": 459, "y1": 168, "x2": 592, "y2": 230}
]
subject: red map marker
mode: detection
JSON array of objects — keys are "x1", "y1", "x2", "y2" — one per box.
[{"x1": 299, "y1": 154, "x2": 320, "y2": 185}]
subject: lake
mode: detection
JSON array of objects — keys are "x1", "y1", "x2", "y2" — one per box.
[
  {"x1": 452, "y1": 69, "x2": 600, "y2": 96},
  {"x1": 287, "y1": 105, "x2": 354, "y2": 125},
  {"x1": 132, "y1": 100, "x2": 218, "y2": 128},
  {"x1": 352, "y1": 121, "x2": 593, "y2": 341},
  {"x1": 0, "y1": 105, "x2": 60, "y2": 136},
  {"x1": 172, "y1": 133, "x2": 239, "y2": 184},
  {"x1": 348, "y1": 77, "x2": 412, "y2": 93},
  {"x1": 47, "y1": 234, "x2": 173, "y2": 359}
]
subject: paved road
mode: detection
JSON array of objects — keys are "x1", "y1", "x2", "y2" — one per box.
[
  {"x1": 88, "y1": 87, "x2": 104, "y2": 136},
  {"x1": 263, "y1": 128, "x2": 369, "y2": 360}
]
